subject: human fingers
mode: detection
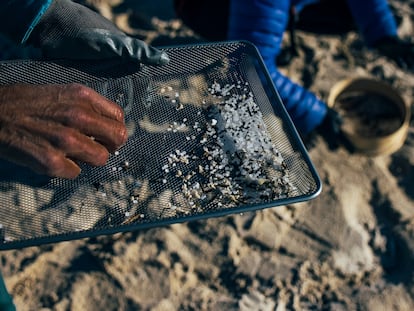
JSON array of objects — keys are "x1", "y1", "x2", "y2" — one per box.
[
  {"x1": 51, "y1": 84, "x2": 128, "y2": 151},
  {"x1": 0, "y1": 84, "x2": 126, "y2": 178},
  {"x1": 58, "y1": 83, "x2": 126, "y2": 122},
  {"x1": 0, "y1": 130, "x2": 82, "y2": 179},
  {"x1": 0, "y1": 83, "x2": 125, "y2": 125},
  {"x1": 24, "y1": 118, "x2": 111, "y2": 167},
  {"x1": 74, "y1": 116, "x2": 127, "y2": 153},
  {"x1": 0, "y1": 120, "x2": 113, "y2": 179}
]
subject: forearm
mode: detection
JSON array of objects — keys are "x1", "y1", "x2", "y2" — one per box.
[{"x1": 0, "y1": 0, "x2": 52, "y2": 44}]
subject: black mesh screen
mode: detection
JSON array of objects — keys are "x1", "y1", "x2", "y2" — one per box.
[{"x1": 0, "y1": 41, "x2": 321, "y2": 249}]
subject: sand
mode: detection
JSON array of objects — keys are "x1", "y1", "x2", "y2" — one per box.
[{"x1": 1, "y1": 0, "x2": 414, "y2": 310}]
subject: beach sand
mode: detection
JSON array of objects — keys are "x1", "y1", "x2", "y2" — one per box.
[{"x1": 1, "y1": 0, "x2": 414, "y2": 310}]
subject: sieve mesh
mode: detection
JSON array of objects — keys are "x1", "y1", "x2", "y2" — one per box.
[{"x1": 0, "y1": 41, "x2": 321, "y2": 249}]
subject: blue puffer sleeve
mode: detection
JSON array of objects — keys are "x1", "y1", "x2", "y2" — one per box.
[
  {"x1": 0, "y1": 0, "x2": 52, "y2": 44},
  {"x1": 345, "y1": 0, "x2": 397, "y2": 45},
  {"x1": 227, "y1": 0, "x2": 327, "y2": 135},
  {"x1": 271, "y1": 70, "x2": 327, "y2": 135}
]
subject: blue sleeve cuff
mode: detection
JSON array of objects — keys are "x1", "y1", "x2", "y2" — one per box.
[
  {"x1": 0, "y1": 0, "x2": 53, "y2": 44},
  {"x1": 21, "y1": 0, "x2": 53, "y2": 44}
]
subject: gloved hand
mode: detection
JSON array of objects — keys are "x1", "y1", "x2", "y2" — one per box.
[
  {"x1": 26, "y1": 0, "x2": 169, "y2": 65},
  {"x1": 304, "y1": 106, "x2": 345, "y2": 151},
  {"x1": 373, "y1": 36, "x2": 414, "y2": 70},
  {"x1": 322, "y1": 106, "x2": 343, "y2": 136}
]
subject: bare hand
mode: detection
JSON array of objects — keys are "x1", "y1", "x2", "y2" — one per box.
[{"x1": 0, "y1": 83, "x2": 127, "y2": 179}]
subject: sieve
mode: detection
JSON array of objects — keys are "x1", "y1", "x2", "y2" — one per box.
[
  {"x1": 0, "y1": 41, "x2": 321, "y2": 250},
  {"x1": 327, "y1": 77, "x2": 410, "y2": 156}
]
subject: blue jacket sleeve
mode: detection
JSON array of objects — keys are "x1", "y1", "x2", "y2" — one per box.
[
  {"x1": 345, "y1": 0, "x2": 397, "y2": 45},
  {"x1": 0, "y1": 0, "x2": 52, "y2": 44},
  {"x1": 227, "y1": 0, "x2": 327, "y2": 135}
]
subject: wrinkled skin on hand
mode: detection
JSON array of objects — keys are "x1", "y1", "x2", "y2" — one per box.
[{"x1": 0, "y1": 83, "x2": 127, "y2": 179}]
